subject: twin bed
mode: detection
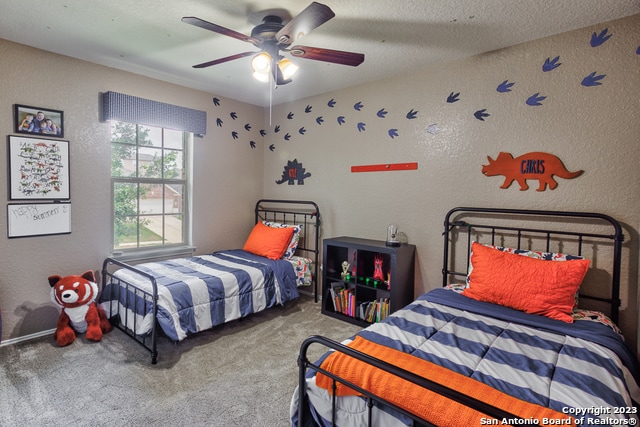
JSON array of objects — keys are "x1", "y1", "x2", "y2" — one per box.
[
  {"x1": 292, "y1": 207, "x2": 639, "y2": 426},
  {"x1": 97, "y1": 202, "x2": 638, "y2": 425},
  {"x1": 99, "y1": 199, "x2": 320, "y2": 364}
]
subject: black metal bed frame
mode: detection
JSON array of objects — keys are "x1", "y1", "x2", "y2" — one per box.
[
  {"x1": 442, "y1": 207, "x2": 623, "y2": 324},
  {"x1": 297, "y1": 207, "x2": 624, "y2": 426},
  {"x1": 101, "y1": 199, "x2": 321, "y2": 364},
  {"x1": 255, "y1": 199, "x2": 321, "y2": 301}
]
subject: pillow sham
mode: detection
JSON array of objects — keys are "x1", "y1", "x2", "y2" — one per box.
[
  {"x1": 462, "y1": 242, "x2": 590, "y2": 322},
  {"x1": 243, "y1": 222, "x2": 295, "y2": 260},
  {"x1": 487, "y1": 244, "x2": 583, "y2": 261},
  {"x1": 489, "y1": 244, "x2": 585, "y2": 308},
  {"x1": 466, "y1": 243, "x2": 583, "y2": 286},
  {"x1": 263, "y1": 221, "x2": 303, "y2": 259}
]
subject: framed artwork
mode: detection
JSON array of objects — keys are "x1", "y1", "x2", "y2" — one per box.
[
  {"x1": 8, "y1": 135, "x2": 70, "y2": 200},
  {"x1": 14, "y1": 104, "x2": 64, "y2": 138},
  {"x1": 7, "y1": 202, "x2": 71, "y2": 238}
]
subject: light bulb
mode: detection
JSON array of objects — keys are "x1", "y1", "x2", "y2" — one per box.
[
  {"x1": 278, "y1": 58, "x2": 299, "y2": 80},
  {"x1": 251, "y1": 52, "x2": 271, "y2": 72},
  {"x1": 252, "y1": 71, "x2": 270, "y2": 82}
]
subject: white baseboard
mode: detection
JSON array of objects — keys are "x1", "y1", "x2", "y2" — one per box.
[{"x1": 0, "y1": 329, "x2": 56, "y2": 347}]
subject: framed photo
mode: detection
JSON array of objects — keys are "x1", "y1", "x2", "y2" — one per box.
[
  {"x1": 14, "y1": 104, "x2": 64, "y2": 138},
  {"x1": 8, "y1": 135, "x2": 70, "y2": 200},
  {"x1": 7, "y1": 202, "x2": 71, "y2": 238}
]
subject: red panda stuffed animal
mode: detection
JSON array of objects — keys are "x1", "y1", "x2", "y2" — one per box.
[{"x1": 48, "y1": 270, "x2": 112, "y2": 346}]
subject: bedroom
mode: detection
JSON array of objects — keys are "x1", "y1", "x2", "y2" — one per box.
[{"x1": 0, "y1": 1, "x2": 639, "y2": 425}]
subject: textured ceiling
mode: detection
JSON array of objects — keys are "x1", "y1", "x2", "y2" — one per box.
[{"x1": 0, "y1": 0, "x2": 638, "y2": 107}]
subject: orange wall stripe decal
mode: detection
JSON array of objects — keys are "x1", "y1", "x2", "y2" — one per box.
[{"x1": 351, "y1": 162, "x2": 418, "y2": 173}]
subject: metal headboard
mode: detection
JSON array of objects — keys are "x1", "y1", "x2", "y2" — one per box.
[
  {"x1": 442, "y1": 207, "x2": 624, "y2": 323},
  {"x1": 255, "y1": 199, "x2": 321, "y2": 301}
]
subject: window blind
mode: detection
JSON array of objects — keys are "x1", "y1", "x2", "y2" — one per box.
[{"x1": 102, "y1": 91, "x2": 206, "y2": 136}]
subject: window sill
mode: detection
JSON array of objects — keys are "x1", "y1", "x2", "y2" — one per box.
[{"x1": 110, "y1": 245, "x2": 196, "y2": 264}]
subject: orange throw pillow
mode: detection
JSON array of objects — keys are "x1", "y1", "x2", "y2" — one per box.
[
  {"x1": 463, "y1": 242, "x2": 590, "y2": 322},
  {"x1": 243, "y1": 222, "x2": 295, "y2": 260}
]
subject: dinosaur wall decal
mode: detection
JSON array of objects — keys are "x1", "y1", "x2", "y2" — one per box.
[
  {"x1": 276, "y1": 159, "x2": 311, "y2": 185},
  {"x1": 482, "y1": 152, "x2": 583, "y2": 191}
]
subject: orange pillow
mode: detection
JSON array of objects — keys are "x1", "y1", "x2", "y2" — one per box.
[
  {"x1": 242, "y1": 222, "x2": 295, "y2": 260},
  {"x1": 462, "y1": 242, "x2": 590, "y2": 322}
]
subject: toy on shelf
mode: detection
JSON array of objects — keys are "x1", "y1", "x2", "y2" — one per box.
[
  {"x1": 373, "y1": 254, "x2": 385, "y2": 282},
  {"x1": 341, "y1": 261, "x2": 350, "y2": 279}
]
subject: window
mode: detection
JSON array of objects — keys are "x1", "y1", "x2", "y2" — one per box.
[{"x1": 110, "y1": 121, "x2": 192, "y2": 253}]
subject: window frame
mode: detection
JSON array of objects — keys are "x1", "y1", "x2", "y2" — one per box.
[{"x1": 110, "y1": 121, "x2": 194, "y2": 260}]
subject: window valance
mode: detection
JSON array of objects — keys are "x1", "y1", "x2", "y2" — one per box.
[{"x1": 102, "y1": 91, "x2": 206, "y2": 136}]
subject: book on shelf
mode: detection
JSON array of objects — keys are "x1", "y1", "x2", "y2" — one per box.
[
  {"x1": 358, "y1": 298, "x2": 390, "y2": 323},
  {"x1": 329, "y1": 282, "x2": 356, "y2": 317}
]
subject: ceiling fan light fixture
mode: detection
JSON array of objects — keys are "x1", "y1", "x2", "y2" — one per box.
[
  {"x1": 278, "y1": 58, "x2": 299, "y2": 80},
  {"x1": 251, "y1": 52, "x2": 272, "y2": 82},
  {"x1": 184, "y1": 3, "x2": 364, "y2": 86},
  {"x1": 252, "y1": 70, "x2": 271, "y2": 82},
  {"x1": 251, "y1": 52, "x2": 271, "y2": 72}
]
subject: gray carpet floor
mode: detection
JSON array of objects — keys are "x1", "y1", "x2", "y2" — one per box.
[{"x1": 0, "y1": 294, "x2": 361, "y2": 426}]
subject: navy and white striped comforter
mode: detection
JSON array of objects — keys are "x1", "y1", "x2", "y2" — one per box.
[
  {"x1": 294, "y1": 288, "x2": 640, "y2": 426},
  {"x1": 101, "y1": 249, "x2": 299, "y2": 342}
]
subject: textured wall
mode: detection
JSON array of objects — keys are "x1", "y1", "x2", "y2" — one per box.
[
  {"x1": 0, "y1": 14, "x2": 638, "y2": 354},
  {"x1": 0, "y1": 40, "x2": 264, "y2": 342},
  {"x1": 260, "y1": 15, "x2": 640, "y2": 350}
]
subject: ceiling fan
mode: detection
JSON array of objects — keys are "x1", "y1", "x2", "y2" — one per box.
[{"x1": 182, "y1": 2, "x2": 365, "y2": 85}]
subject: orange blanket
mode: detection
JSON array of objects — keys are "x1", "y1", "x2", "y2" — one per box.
[{"x1": 316, "y1": 336, "x2": 577, "y2": 426}]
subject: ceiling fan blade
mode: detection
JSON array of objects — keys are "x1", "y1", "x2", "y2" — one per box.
[
  {"x1": 275, "y1": 2, "x2": 335, "y2": 47},
  {"x1": 192, "y1": 51, "x2": 256, "y2": 69},
  {"x1": 182, "y1": 16, "x2": 261, "y2": 46},
  {"x1": 288, "y1": 45, "x2": 365, "y2": 67}
]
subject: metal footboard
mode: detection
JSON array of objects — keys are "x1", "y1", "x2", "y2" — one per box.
[
  {"x1": 101, "y1": 257, "x2": 160, "y2": 364},
  {"x1": 296, "y1": 336, "x2": 524, "y2": 426}
]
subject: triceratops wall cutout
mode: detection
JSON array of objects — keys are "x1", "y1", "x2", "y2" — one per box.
[
  {"x1": 276, "y1": 159, "x2": 311, "y2": 185},
  {"x1": 482, "y1": 152, "x2": 583, "y2": 191}
]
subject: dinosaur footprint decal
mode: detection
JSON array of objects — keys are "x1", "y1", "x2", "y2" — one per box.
[
  {"x1": 406, "y1": 109, "x2": 418, "y2": 119},
  {"x1": 542, "y1": 56, "x2": 561, "y2": 72},
  {"x1": 447, "y1": 92, "x2": 460, "y2": 103},
  {"x1": 526, "y1": 93, "x2": 546, "y2": 106},
  {"x1": 590, "y1": 28, "x2": 612, "y2": 47},
  {"x1": 497, "y1": 80, "x2": 515, "y2": 93},
  {"x1": 582, "y1": 72, "x2": 606, "y2": 87},
  {"x1": 474, "y1": 109, "x2": 490, "y2": 121}
]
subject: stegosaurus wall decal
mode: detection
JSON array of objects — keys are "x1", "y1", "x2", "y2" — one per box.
[{"x1": 275, "y1": 159, "x2": 311, "y2": 185}]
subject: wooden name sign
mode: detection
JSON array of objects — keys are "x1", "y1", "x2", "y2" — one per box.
[{"x1": 482, "y1": 152, "x2": 583, "y2": 191}]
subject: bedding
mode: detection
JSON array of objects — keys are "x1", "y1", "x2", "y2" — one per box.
[
  {"x1": 243, "y1": 221, "x2": 295, "y2": 259},
  {"x1": 290, "y1": 255, "x2": 313, "y2": 287},
  {"x1": 292, "y1": 288, "x2": 640, "y2": 426},
  {"x1": 466, "y1": 242, "x2": 586, "y2": 309},
  {"x1": 100, "y1": 199, "x2": 321, "y2": 364},
  {"x1": 263, "y1": 221, "x2": 303, "y2": 259},
  {"x1": 100, "y1": 249, "x2": 299, "y2": 342},
  {"x1": 463, "y1": 242, "x2": 590, "y2": 322}
]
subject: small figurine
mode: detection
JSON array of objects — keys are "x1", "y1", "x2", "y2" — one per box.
[
  {"x1": 341, "y1": 261, "x2": 350, "y2": 279},
  {"x1": 373, "y1": 254, "x2": 385, "y2": 282},
  {"x1": 351, "y1": 252, "x2": 357, "y2": 277}
]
